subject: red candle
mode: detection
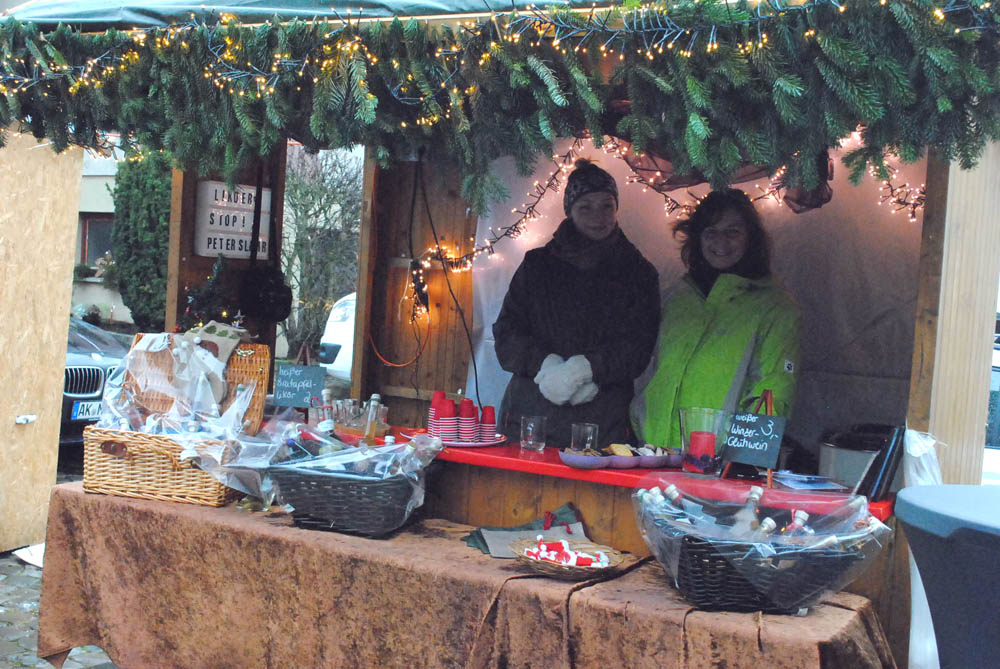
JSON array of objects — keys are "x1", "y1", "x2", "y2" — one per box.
[{"x1": 684, "y1": 430, "x2": 717, "y2": 473}]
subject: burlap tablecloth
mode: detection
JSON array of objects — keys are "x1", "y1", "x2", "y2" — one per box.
[{"x1": 38, "y1": 483, "x2": 894, "y2": 668}]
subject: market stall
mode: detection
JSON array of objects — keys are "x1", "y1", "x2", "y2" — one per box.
[{"x1": 6, "y1": 2, "x2": 1000, "y2": 667}]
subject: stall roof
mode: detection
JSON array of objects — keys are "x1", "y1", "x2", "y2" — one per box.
[{"x1": 3, "y1": 0, "x2": 605, "y2": 30}]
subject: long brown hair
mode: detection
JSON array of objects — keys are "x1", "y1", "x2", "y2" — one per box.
[{"x1": 674, "y1": 189, "x2": 771, "y2": 289}]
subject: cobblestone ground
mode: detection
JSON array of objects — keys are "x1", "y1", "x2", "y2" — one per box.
[{"x1": 0, "y1": 447, "x2": 116, "y2": 669}]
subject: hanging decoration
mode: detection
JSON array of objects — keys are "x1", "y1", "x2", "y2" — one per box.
[
  {"x1": 872, "y1": 163, "x2": 926, "y2": 222},
  {"x1": 0, "y1": 0, "x2": 998, "y2": 217}
]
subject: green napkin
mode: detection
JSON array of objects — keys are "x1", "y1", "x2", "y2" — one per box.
[{"x1": 462, "y1": 503, "x2": 582, "y2": 554}]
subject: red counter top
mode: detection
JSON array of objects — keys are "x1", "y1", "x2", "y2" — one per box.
[{"x1": 435, "y1": 442, "x2": 892, "y2": 521}]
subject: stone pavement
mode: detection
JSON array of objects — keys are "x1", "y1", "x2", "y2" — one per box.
[{"x1": 0, "y1": 453, "x2": 116, "y2": 669}]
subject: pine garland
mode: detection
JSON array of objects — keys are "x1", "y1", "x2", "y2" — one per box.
[{"x1": 1, "y1": 0, "x2": 999, "y2": 212}]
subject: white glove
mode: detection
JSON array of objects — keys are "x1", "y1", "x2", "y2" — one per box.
[
  {"x1": 569, "y1": 381, "x2": 599, "y2": 405},
  {"x1": 533, "y1": 353, "x2": 565, "y2": 386},
  {"x1": 538, "y1": 355, "x2": 593, "y2": 406}
]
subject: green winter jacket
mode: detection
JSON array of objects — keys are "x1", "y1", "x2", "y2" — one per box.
[{"x1": 631, "y1": 273, "x2": 800, "y2": 449}]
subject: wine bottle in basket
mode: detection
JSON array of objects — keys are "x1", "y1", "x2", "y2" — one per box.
[
  {"x1": 747, "y1": 516, "x2": 777, "y2": 542},
  {"x1": 727, "y1": 486, "x2": 764, "y2": 538},
  {"x1": 779, "y1": 510, "x2": 815, "y2": 544},
  {"x1": 806, "y1": 516, "x2": 892, "y2": 551},
  {"x1": 808, "y1": 496, "x2": 869, "y2": 533}
]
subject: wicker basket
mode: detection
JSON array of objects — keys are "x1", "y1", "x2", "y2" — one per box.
[
  {"x1": 83, "y1": 428, "x2": 241, "y2": 506},
  {"x1": 82, "y1": 334, "x2": 270, "y2": 506},
  {"x1": 509, "y1": 539, "x2": 625, "y2": 581},
  {"x1": 268, "y1": 463, "x2": 438, "y2": 537},
  {"x1": 645, "y1": 520, "x2": 865, "y2": 613}
]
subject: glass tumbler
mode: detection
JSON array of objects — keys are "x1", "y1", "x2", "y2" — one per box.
[
  {"x1": 520, "y1": 415, "x2": 547, "y2": 452},
  {"x1": 570, "y1": 422, "x2": 599, "y2": 452}
]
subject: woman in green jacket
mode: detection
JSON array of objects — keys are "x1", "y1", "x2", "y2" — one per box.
[{"x1": 632, "y1": 189, "x2": 800, "y2": 450}]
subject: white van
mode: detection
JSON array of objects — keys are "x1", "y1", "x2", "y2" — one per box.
[{"x1": 318, "y1": 292, "x2": 356, "y2": 382}]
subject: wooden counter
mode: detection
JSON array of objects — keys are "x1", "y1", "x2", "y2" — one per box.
[{"x1": 425, "y1": 443, "x2": 892, "y2": 555}]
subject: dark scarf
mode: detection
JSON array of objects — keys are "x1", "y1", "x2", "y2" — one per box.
[{"x1": 547, "y1": 218, "x2": 623, "y2": 271}]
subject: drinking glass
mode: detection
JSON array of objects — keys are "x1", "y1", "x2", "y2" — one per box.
[
  {"x1": 520, "y1": 415, "x2": 547, "y2": 452},
  {"x1": 570, "y1": 423, "x2": 599, "y2": 452},
  {"x1": 679, "y1": 407, "x2": 729, "y2": 475}
]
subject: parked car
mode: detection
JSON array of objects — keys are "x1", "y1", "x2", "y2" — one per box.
[
  {"x1": 60, "y1": 318, "x2": 129, "y2": 445},
  {"x1": 318, "y1": 292, "x2": 356, "y2": 383}
]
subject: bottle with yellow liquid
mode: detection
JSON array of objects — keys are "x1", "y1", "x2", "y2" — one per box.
[{"x1": 363, "y1": 393, "x2": 382, "y2": 444}]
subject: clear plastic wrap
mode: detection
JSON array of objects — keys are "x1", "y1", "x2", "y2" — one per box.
[
  {"x1": 632, "y1": 472, "x2": 891, "y2": 613},
  {"x1": 97, "y1": 332, "x2": 258, "y2": 440}
]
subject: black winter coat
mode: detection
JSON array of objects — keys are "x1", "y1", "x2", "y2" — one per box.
[{"x1": 492, "y1": 222, "x2": 660, "y2": 448}]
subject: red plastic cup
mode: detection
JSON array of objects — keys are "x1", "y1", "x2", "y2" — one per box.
[
  {"x1": 438, "y1": 399, "x2": 456, "y2": 419},
  {"x1": 431, "y1": 390, "x2": 446, "y2": 408},
  {"x1": 458, "y1": 398, "x2": 477, "y2": 418},
  {"x1": 480, "y1": 405, "x2": 495, "y2": 424}
]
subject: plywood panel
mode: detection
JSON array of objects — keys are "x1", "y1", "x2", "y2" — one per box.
[{"x1": 0, "y1": 129, "x2": 83, "y2": 550}]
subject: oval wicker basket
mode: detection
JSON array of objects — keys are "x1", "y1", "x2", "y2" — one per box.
[{"x1": 509, "y1": 538, "x2": 625, "y2": 581}]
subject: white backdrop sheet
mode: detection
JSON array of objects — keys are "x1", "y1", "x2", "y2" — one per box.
[{"x1": 463, "y1": 139, "x2": 924, "y2": 449}]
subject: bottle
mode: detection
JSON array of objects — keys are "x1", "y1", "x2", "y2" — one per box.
[
  {"x1": 663, "y1": 484, "x2": 715, "y2": 527},
  {"x1": 363, "y1": 393, "x2": 381, "y2": 443},
  {"x1": 747, "y1": 516, "x2": 777, "y2": 542},
  {"x1": 807, "y1": 516, "x2": 891, "y2": 551},
  {"x1": 809, "y1": 496, "x2": 868, "y2": 534},
  {"x1": 727, "y1": 486, "x2": 764, "y2": 538},
  {"x1": 780, "y1": 510, "x2": 815, "y2": 544}
]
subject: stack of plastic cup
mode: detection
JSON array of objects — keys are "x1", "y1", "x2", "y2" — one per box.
[
  {"x1": 437, "y1": 399, "x2": 458, "y2": 442},
  {"x1": 458, "y1": 398, "x2": 479, "y2": 442},
  {"x1": 479, "y1": 405, "x2": 496, "y2": 443},
  {"x1": 427, "y1": 390, "x2": 446, "y2": 437}
]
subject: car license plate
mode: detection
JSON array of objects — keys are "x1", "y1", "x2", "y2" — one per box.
[{"x1": 72, "y1": 400, "x2": 102, "y2": 420}]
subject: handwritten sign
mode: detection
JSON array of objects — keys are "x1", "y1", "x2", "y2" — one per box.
[
  {"x1": 272, "y1": 364, "x2": 326, "y2": 408},
  {"x1": 722, "y1": 412, "x2": 786, "y2": 469},
  {"x1": 194, "y1": 180, "x2": 272, "y2": 259}
]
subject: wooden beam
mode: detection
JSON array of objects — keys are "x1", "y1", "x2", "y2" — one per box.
[
  {"x1": 923, "y1": 142, "x2": 1000, "y2": 484},
  {"x1": 906, "y1": 151, "x2": 949, "y2": 432},
  {"x1": 351, "y1": 148, "x2": 380, "y2": 401},
  {"x1": 164, "y1": 168, "x2": 185, "y2": 331}
]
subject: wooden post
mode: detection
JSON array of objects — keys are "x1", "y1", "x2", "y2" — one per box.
[
  {"x1": 857, "y1": 144, "x2": 1000, "y2": 666},
  {"x1": 919, "y1": 143, "x2": 1000, "y2": 482}
]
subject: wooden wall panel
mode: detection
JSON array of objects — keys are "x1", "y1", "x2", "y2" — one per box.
[
  {"x1": 423, "y1": 464, "x2": 649, "y2": 555},
  {"x1": 358, "y1": 157, "x2": 478, "y2": 426},
  {"x1": 0, "y1": 131, "x2": 83, "y2": 550}
]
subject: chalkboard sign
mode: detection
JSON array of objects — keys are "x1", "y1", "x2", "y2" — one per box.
[
  {"x1": 272, "y1": 364, "x2": 326, "y2": 408},
  {"x1": 722, "y1": 412, "x2": 786, "y2": 469}
]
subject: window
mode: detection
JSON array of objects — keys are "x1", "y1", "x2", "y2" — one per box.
[{"x1": 78, "y1": 214, "x2": 114, "y2": 266}]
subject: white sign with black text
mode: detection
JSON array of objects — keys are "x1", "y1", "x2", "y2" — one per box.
[{"x1": 194, "y1": 180, "x2": 272, "y2": 259}]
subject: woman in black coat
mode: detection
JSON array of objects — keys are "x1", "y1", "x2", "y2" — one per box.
[{"x1": 492, "y1": 159, "x2": 660, "y2": 449}]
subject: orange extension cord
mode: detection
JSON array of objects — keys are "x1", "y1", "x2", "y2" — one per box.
[{"x1": 367, "y1": 313, "x2": 431, "y2": 367}]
